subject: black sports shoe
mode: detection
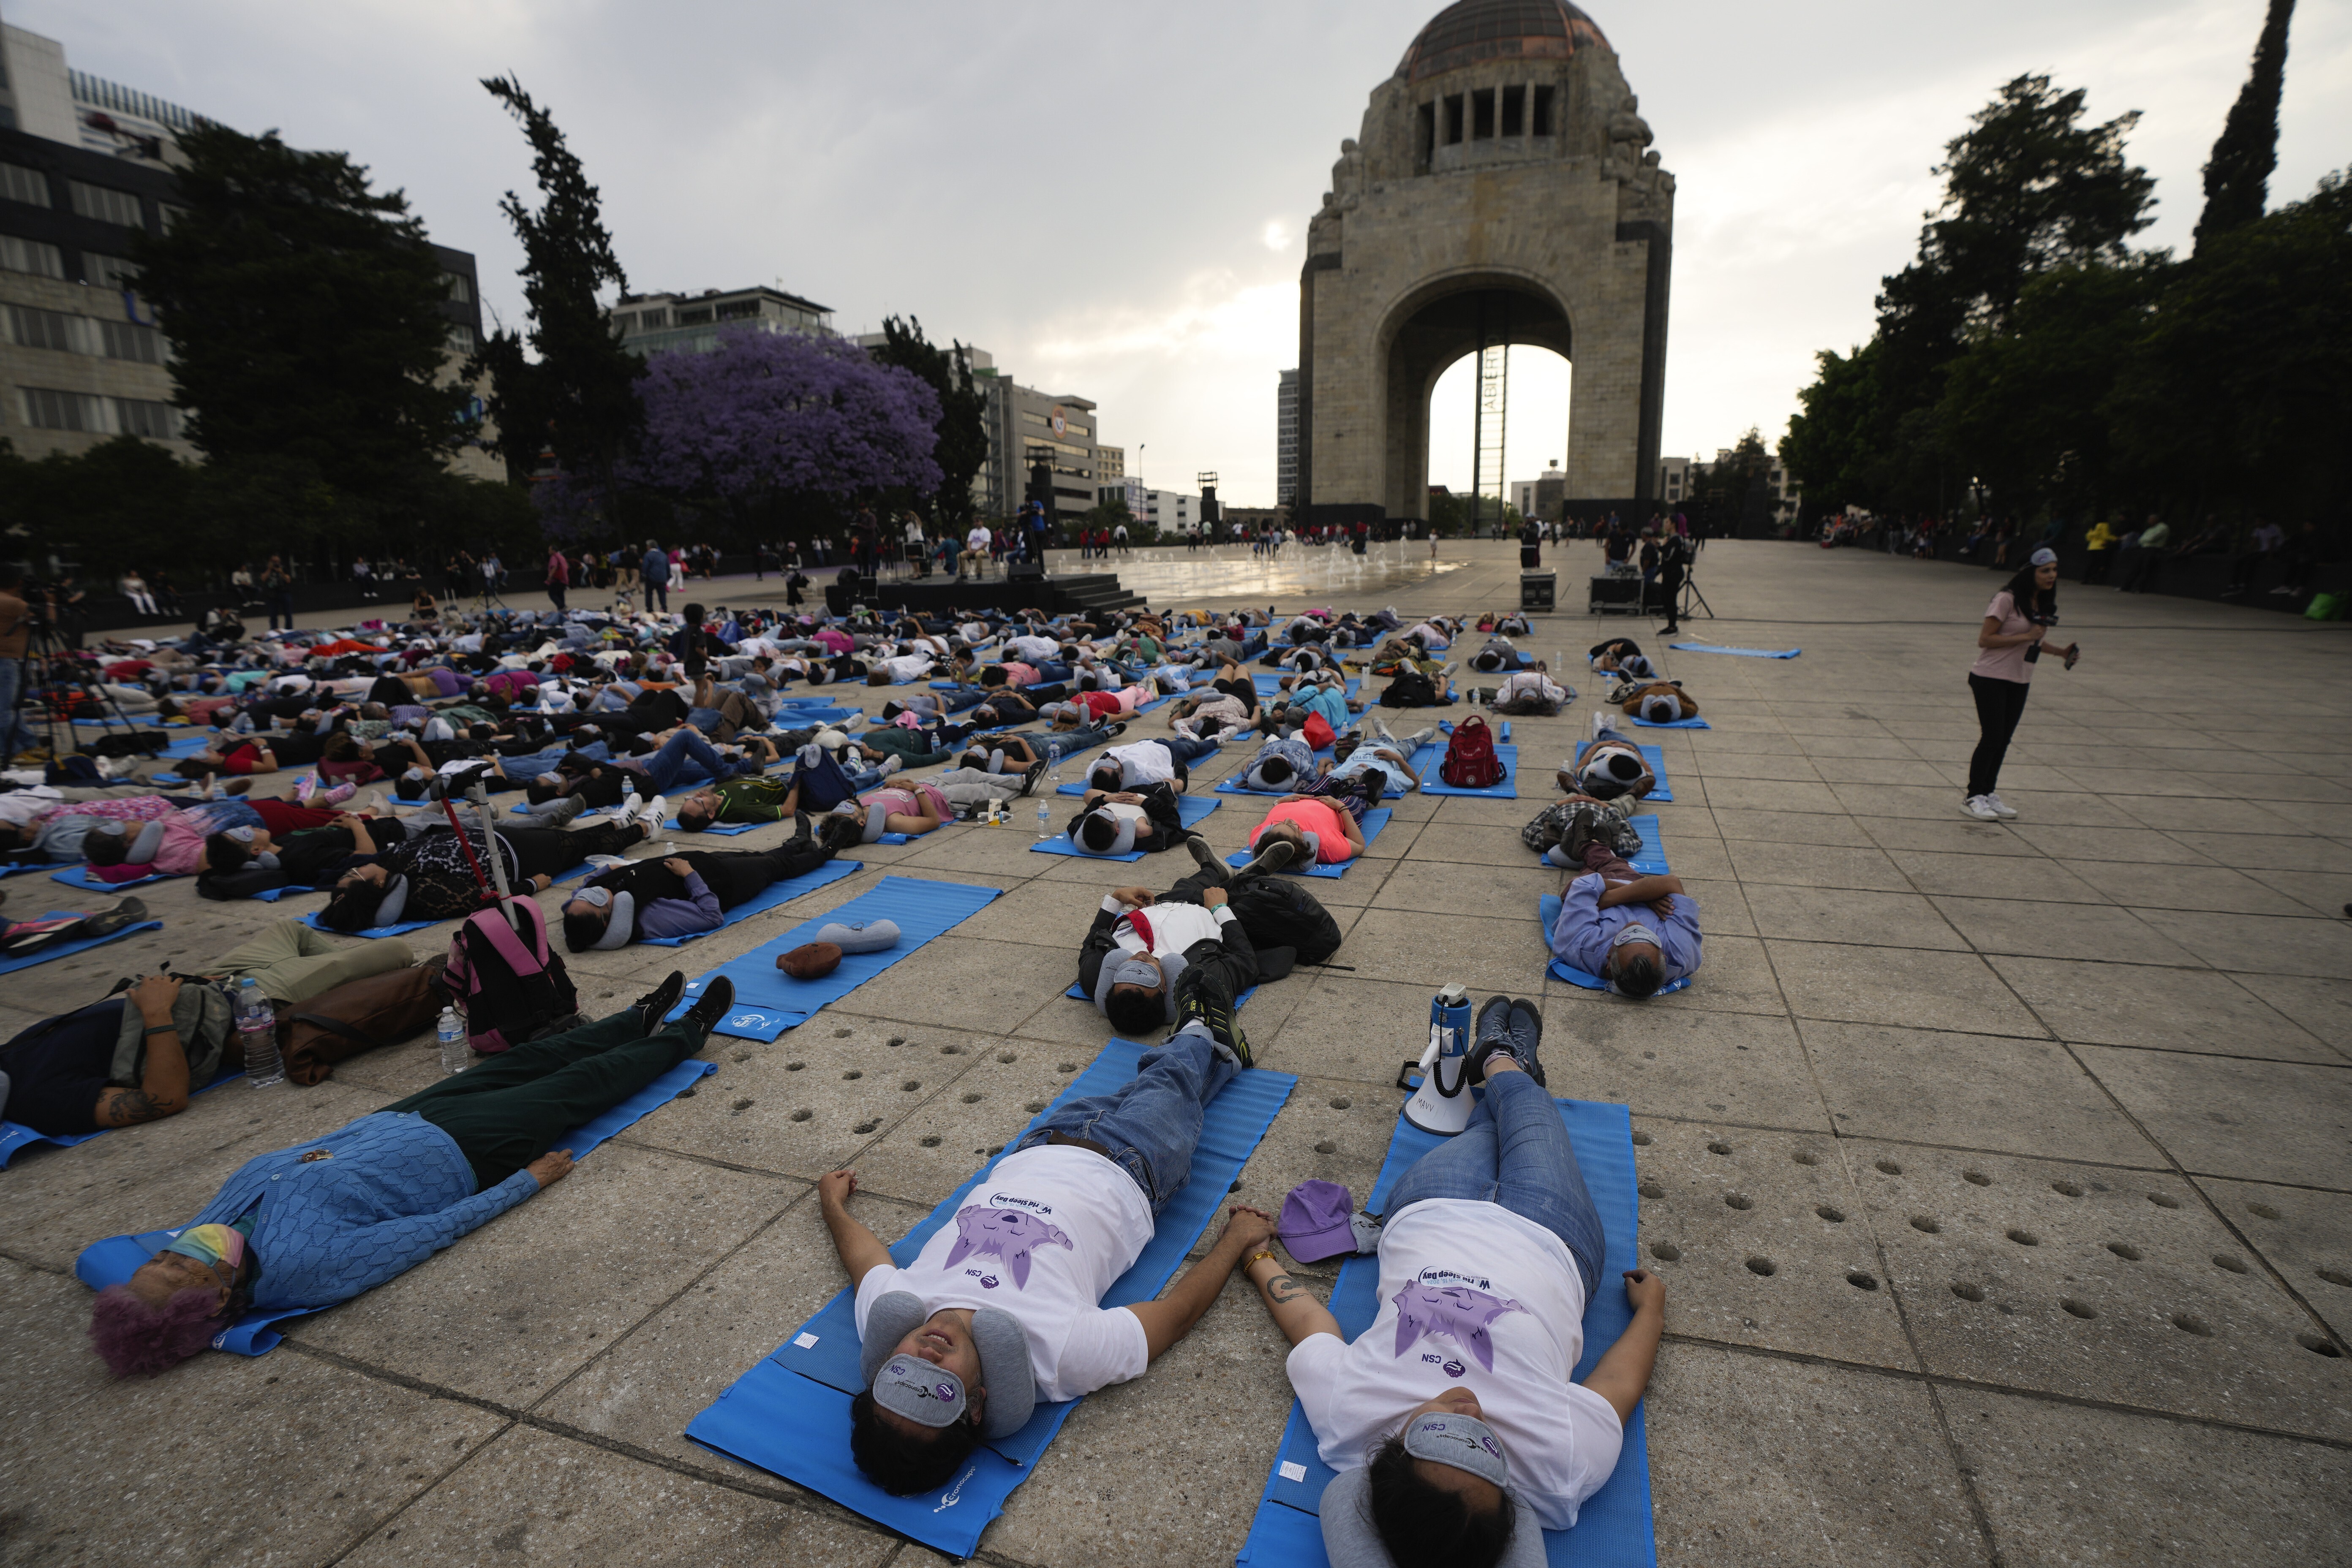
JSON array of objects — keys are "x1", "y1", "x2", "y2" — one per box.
[
  {"x1": 1185, "y1": 834, "x2": 1230, "y2": 884},
  {"x1": 634, "y1": 970, "x2": 686, "y2": 1035},
  {"x1": 1173, "y1": 965, "x2": 1251, "y2": 1068},
  {"x1": 681, "y1": 975, "x2": 735, "y2": 1038},
  {"x1": 1021, "y1": 760, "x2": 1051, "y2": 796},
  {"x1": 1506, "y1": 998, "x2": 1548, "y2": 1086},
  {"x1": 1233, "y1": 838, "x2": 1295, "y2": 878},
  {"x1": 1467, "y1": 994, "x2": 1538, "y2": 1084}
]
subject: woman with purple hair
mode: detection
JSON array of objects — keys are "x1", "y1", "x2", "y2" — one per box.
[{"x1": 87, "y1": 971, "x2": 734, "y2": 1378}]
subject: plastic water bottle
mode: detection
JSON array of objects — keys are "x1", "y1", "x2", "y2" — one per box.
[
  {"x1": 438, "y1": 1007, "x2": 468, "y2": 1074},
  {"x1": 236, "y1": 978, "x2": 283, "y2": 1089},
  {"x1": 1035, "y1": 798, "x2": 1053, "y2": 842},
  {"x1": 1046, "y1": 742, "x2": 1063, "y2": 791}
]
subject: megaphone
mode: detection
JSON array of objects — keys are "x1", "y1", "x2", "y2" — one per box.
[{"x1": 1403, "y1": 983, "x2": 1475, "y2": 1136}]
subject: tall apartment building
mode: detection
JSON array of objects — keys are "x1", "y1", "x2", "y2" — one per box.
[
  {"x1": 1276, "y1": 368, "x2": 1299, "y2": 504},
  {"x1": 980, "y1": 375, "x2": 1101, "y2": 525},
  {"x1": 616, "y1": 284, "x2": 833, "y2": 357},
  {"x1": 0, "y1": 24, "x2": 486, "y2": 466},
  {"x1": 1511, "y1": 461, "x2": 1565, "y2": 522},
  {"x1": 1094, "y1": 443, "x2": 1124, "y2": 483}
]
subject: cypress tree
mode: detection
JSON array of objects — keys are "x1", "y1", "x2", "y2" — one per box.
[{"x1": 2194, "y1": 0, "x2": 2295, "y2": 252}]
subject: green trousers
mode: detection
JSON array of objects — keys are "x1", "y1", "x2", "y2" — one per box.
[{"x1": 218, "y1": 919, "x2": 415, "y2": 1004}]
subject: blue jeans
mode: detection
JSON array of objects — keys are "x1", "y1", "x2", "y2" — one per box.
[
  {"x1": 504, "y1": 740, "x2": 608, "y2": 779},
  {"x1": 641, "y1": 728, "x2": 738, "y2": 791},
  {"x1": 0, "y1": 658, "x2": 29, "y2": 760},
  {"x1": 1015, "y1": 1025, "x2": 1236, "y2": 1215},
  {"x1": 1156, "y1": 734, "x2": 1221, "y2": 765},
  {"x1": 1382, "y1": 1071, "x2": 1604, "y2": 1299}
]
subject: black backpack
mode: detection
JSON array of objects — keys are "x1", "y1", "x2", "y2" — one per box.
[{"x1": 1380, "y1": 671, "x2": 1438, "y2": 708}]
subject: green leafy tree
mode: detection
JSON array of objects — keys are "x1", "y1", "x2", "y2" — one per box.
[
  {"x1": 863, "y1": 316, "x2": 989, "y2": 532},
  {"x1": 471, "y1": 76, "x2": 644, "y2": 527},
  {"x1": 2195, "y1": 0, "x2": 2296, "y2": 252},
  {"x1": 129, "y1": 122, "x2": 466, "y2": 546}
]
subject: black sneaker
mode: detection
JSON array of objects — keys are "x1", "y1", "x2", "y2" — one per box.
[
  {"x1": 791, "y1": 810, "x2": 815, "y2": 844},
  {"x1": 1506, "y1": 997, "x2": 1548, "y2": 1086},
  {"x1": 1234, "y1": 838, "x2": 1295, "y2": 878},
  {"x1": 634, "y1": 970, "x2": 685, "y2": 1035},
  {"x1": 1173, "y1": 965, "x2": 1250, "y2": 1067},
  {"x1": 1466, "y1": 995, "x2": 1516, "y2": 1084},
  {"x1": 1184, "y1": 834, "x2": 1230, "y2": 884},
  {"x1": 1021, "y1": 760, "x2": 1051, "y2": 796},
  {"x1": 681, "y1": 975, "x2": 735, "y2": 1038}
]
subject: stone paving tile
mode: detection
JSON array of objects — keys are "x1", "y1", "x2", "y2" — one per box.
[
  {"x1": 1745, "y1": 884, "x2": 1971, "y2": 951},
  {"x1": 334, "y1": 1423, "x2": 896, "y2": 1567},
  {"x1": 2191, "y1": 1177, "x2": 2352, "y2": 1342},
  {"x1": 2128, "y1": 905, "x2": 2352, "y2": 980},
  {"x1": 2245, "y1": 973, "x2": 2352, "y2": 1055},
  {"x1": 1765, "y1": 942, "x2": 2048, "y2": 1038},
  {"x1": 1847, "y1": 1140, "x2": 2352, "y2": 1440},
  {"x1": 1646, "y1": 1346, "x2": 1991, "y2": 1567},
  {"x1": 2058, "y1": 857, "x2": 2317, "y2": 916},
  {"x1": 1854, "y1": 814, "x2": 2045, "y2": 858},
  {"x1": 1946, "y1": 1384, "x2": 2352, "y2": 1568},
  {"x1": 1931, "y1": 896, "x2": 2208, "y2": 966},
  {"x1": 1883, "y1": 848, "x2": 2109, "y2": 903},
  {"x1": 2072, "y1": 1046, "x2": 2352, "y2": 1188},
  {"x1": 1556, "y1": 1006, "x2": 1830, "y2": 1130},
  {"x1": 1985, "y1": 955, "x2": 2340, "y2": 1063}
]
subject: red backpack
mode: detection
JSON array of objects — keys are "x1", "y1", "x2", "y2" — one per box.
[
  {"x1": 1437, "y1": 716, "x2": 1505, "y2": 789},
  {"x1": 443, "y1": 899, "x2": 578, "y2": 1053}
]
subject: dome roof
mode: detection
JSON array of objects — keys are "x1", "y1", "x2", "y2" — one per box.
[{"x1": 1396, "y1": 0, "x2": 1609, "y2": 82}]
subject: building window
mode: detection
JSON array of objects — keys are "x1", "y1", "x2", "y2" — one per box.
[
  {"x1": 1472, "y1": 88, "x2": 1494, "y2": 140},
  {"x1": 637, "y1": 307, "x2": 669, "y2": 329},
  {"x1": 0, "y1": 235, "x2": 64, "y2": 278},
  {"x1": 101, "y1": 318, "x2": 163, "y2": 363},
  {"x1": 0, "y1": 161, "x2": 50, "y2": 207},
  {"x1": 69, "y1": 180, "x2": 145, "y2": 227},
  {"x1": 444, "y1": 271, "x2": 472, "y2": 303},
  {"x1": 1417, "y1": 101, "x2": 1436, "y2": 171},
  {"x1": 1502, "y1": 84, "x2": 1525, "y2": 136},
  {"x1": 113, "y1": 397, "x2": 181, "y2": 439},
  {"x1": 1444, "y1": 95, "x2": 1465, "y2": 145},
  {"x1": 9, "y1": 305, "x2": 79, "y2": 354},
  {"x1": 83, "y1": 253, "x2": 138, "y2": 290},
  {"x1": 676, "y1": 306, "x2": 712, "y2": 326},
  {"x1": 610, "y1": 312, "x2": 635, "y2": 333},
  {"x1": 714, "y1": 299, "x2": 760, "y2": 321},
  {"x1": 446, "y1": 323, "x2": 476, "y2": 353},
  {"x1": 1532, "y1": 86, "x2": 1556, "y2": 137},
  {"x1": 22, "y1": 386, "x2": 105, "y2": 431}
]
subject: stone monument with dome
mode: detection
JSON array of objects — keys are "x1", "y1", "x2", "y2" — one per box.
[{"x1": 1293, "y1": 0, "x2": 1674, "y2": 527}]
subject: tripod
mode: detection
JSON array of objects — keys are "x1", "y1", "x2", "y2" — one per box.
[
  {"x1": 1673, "y1": 571, "x2": 1713, "y2": 622},
  {"x1": 10, "y1": 615, "x2": 152, "y2": 771}
]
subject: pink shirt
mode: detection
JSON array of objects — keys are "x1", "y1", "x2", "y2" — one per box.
[
  {"x1": 1250, "y1": 799, "x2": 1353, "y2": 863},
  {"x1": 1968, "y1": 592, "x2": 2036, "y2": 684}
]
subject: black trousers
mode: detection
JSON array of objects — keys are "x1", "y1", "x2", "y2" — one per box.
[
  {"x1": 505, "y1": 821, "x2": 642, "y2": 878},
  {"x1": 387, "y1": 1008, "x2": 697, "y2": 1190},
  {"x1": 685, "y1": 842, "x2": 830, "y2": 908},
  {"x1": 1966, "y1": 673, "x2": 2032, "y2": 799}
]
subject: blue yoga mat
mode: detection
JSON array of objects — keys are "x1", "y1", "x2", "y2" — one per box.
[
  {"x1": 1539, "y1": 894, "x2": 1693, "y2": 996},
  {"x1": 1668, "y1": 642, "x2": 1798, "y2": 658},
  {"x1": 659, "y1": 816, "x2": 760, "y2": 836},
  {"x1": 639, "y1": 857, "x2": 860, "y2": 947},
  {"x1": 1032, "y1": 793, "x2": 1221, "y2": 861},
  {"x1": 251, "y1": 884, "x2": 314, "y2": 903},
  {"x1": 1630, "y1": 714, "x2": 1710, "y2": 730},
  {"x1": 776, "y1": 705, "x2": 863, "y2": 724},
  {"x1": 662, "y1": 875, "x2": 1002, "y2": 1042},
  {"x1": 1223, "y1": 807, "x2": 1393, "y2": 879},
  {"x1": 1420, "y1": 742, "x2": 1520, "y2": 799},
  {"x1": 0, "y1": 858, "x2": 76, "y2": 880},
  {"x1": 1575, "y1": 741, "x2": 1674, "y2": 803},
  {"x1": 0, "y1": 1065, "x2": 245, "y2": 1169},
  {"x1": 1236, "y1": 1093, "x2": 1655, "y2": 1568},
  {"x1": 51, "y1": 866, "x2": 174, "y2": 893},
  {"x1": 685, "y1": 1036, "x2": 1297, "y2": 1559},
  {"x1": 0, "y1": 913, "x2": 165, "y2": 977},
  {"x1": 70, "y1": 1058, "x2": 716, "y2": 1352}
]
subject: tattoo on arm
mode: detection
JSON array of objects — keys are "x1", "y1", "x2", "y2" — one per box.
[
  {"x1": 99, "y1": 1087, "x2": 170, "y2": 1127},
  {"x1": 1263, "y1": 1272, "x2": 1307, "y2": 1306}
]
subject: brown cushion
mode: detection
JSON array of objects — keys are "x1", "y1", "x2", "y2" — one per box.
[{"x1": 777, "y1": 942, "x2": 843, "y2": 979}]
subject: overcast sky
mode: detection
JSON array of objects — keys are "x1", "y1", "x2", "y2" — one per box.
[{"x1": 21, "y1": 0, "x2": 2350, "y2": 505}]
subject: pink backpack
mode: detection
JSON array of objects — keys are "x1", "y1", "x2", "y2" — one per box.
[{"x1": 442, "y1": 899, "x2": 578, "y2": 1053}]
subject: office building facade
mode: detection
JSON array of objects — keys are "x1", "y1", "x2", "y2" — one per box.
[
  {"x1": 1277, "y1": 368, "x2": 1299, "y2": 504},
  {"x1": 614, "y1": 285, "x2": 832, "y2": 358},
  {"x1": 981, "y1": 376, "x2": 1100, "y2": 526}
]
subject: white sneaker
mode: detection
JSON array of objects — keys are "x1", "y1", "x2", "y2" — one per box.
[
  {"x1": 1982, "y1": 793, "x2": 2019, "y2": 819},
  {"x1": 1590, "y1": 710, "x2": 1615, "y2": 739},
  {"x1": 1961, "y1": 795, "x2": 2001, "y2": 821},
  {"x1": 842, "y1": 713, "x2": 867, "y2": 731},
  {"x1": 645, "y1": 794, "x2": 669, "y2": 829},
  {"x1": 613, "y1": 793, "x2": 641, "y2": 831},
  {"x1": 876, "y1": 755, "x2": 902, "y2": 778}
]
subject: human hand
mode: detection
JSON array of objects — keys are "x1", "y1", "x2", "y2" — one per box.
[
  {"x1": 525, "y1": 1149, "x2": 576, "y2": 1188},
  {"x1": 817, "y1": 1169, "x2": 859, "y2": 1209},
  {"x1": 1111, "y1": 886, "x2": 1155, "y2": 907},
  {"x1": 1202, "y1": 885, "x2": 1230, "y2": 908},
  {"x1": 2028, "y1": 623, "x2": 2048, "y2": 642},
  {"x1": 1220, "y1": 1205, "x2": 1277, "y2": 1255},
  {"x1": 1622, "y1": 1268, "x2": 1665, "y2": 1314},
  {"x1": 128, "y1": 973, "x2": 184, "y2": 1024},
  {"x1": 662, "y1": 856, "x2": 693, "y2": 876},
  {"x1": 1644, "y1": 895, "x2": 1676, "y2": 920}
]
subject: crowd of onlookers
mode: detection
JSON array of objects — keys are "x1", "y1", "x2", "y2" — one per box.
[{"x1": 1810, "y1": 508, "x2": 2329, "y2": 603}]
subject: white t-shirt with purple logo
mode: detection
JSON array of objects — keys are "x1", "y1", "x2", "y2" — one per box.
[
  {"x1": 1284, "y1": 1198, "x2": 1624, "y2": 1531},
  {"x1": 853, "y1": 1144, "x2": 1153, "y2": 1402}
]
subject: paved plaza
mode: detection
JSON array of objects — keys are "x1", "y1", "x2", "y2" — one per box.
[{"x1": 3, "y1": 539, "x2": 2348, "y2": 1567}]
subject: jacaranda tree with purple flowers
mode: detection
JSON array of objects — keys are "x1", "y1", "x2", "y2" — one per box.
[{"x1": 616, "y1": 327, "x2": 942, "y2": 539}]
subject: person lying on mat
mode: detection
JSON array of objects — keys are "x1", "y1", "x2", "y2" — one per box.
[
  {"x1": 1239, "y1": 734, "x2": 1316, "y2": 792},
  {"x1": 1244, "y1": 1003, "x2": 1666, "y2": 1564},
  {"x1": 1546, "y1": 826, "x2": 1700, "y2": 999},
  {"x1": 1257, "y1": 671, "x2": 1357, "y2": 737},
  {"x1": 84, "y1": 974, "x2": 735, "y2": 1377},
  {"x1": 1085, "y1": 736, "x2": 1221, "y2": 795},
  {"x1": 0, "y1": 975, "x2": 233, "y2": 1136},
  {"x1": 1167, "y1": 690, "x2": 1256, "y2": 742},
  {"x1": 317, "y1": 815, "x2": 656, "y2": 931},
  {"x1": 1325, "y1": 721, "x2": 1437, "y2": 796},
  {"x1": 1076, "y1": 840, "x2": 1339, "y2": 1035},
  {"x1": 1564, "y1": 719, "x2": 1656, "y2": 803},
  {"x1": 1586, "y1": 637, "x2": 1646, "y2": 674},
  {"x1": 1465, "y1": 639, "x2": 1537, "y2": 675},
  {"x1": 1488, "y1": 666, "x2": 1569, "y2": 717},
  {"x1": 672, "y1": 774, "x2": 824, "y2": 832},
  {"x1": 819, "y1": 934, "x2": 1272, "y2": 1495},
  {"x1": 81, "y1": 795, "x2": 356, "y2": 883},
  {"x1": 1064, "y1": 780, "x2": 1188, "y2": 856},
  {"x1": 1608, "y1": 679, "x2": 1696, "y2": 724},
  {"x1": 1246, "y1": 772, "x2": 1381, "y2": 869},
  {"x1": 814, "y1": 774, "x2": 1040, "y2": 850},
  {"x1": 559, "y1": 828, "x2": 835, "y2": 951}
]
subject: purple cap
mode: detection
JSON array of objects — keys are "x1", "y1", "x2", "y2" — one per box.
[{"x1": 1279, "y1": 1179, "x2": 1358, "y2": 1263}]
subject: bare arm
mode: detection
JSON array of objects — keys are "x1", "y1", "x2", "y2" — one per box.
[
  {"x1": 817, "y1": 1170, "x2": 895, "y2": 1288},
  {"x1": 1242, "y1": 1250, "x2": 1345, "y2": 1347},
  {"x1": 1580, "y1": 1270, "x2": 1665, "y2": 1422},
  {"x1": 1124, "y1": 1207, "x2": 1276, "y2": 1360},
  {"x1": 94, "y1": 976, "x2": 192, "y2": 1128},
  {"x1": 1595, "y1": 873, "x2": 1683, "y2": 910}
]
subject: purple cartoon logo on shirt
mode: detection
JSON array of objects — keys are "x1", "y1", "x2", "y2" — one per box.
[
  {"x1": 943, "y1": 1205, "x2": 1073, "y2": 1289},
  {"x1": 1391, "y1": 1281, "x2": 1528, "y2": 1372}
]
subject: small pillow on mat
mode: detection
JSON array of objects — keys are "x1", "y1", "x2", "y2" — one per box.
[
  {"x1": 814, "y1": 919, "x2": 901, "y2": 953},
  {"x1": 777, "y1": 942, "x2": 843, "y2": 978}
]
